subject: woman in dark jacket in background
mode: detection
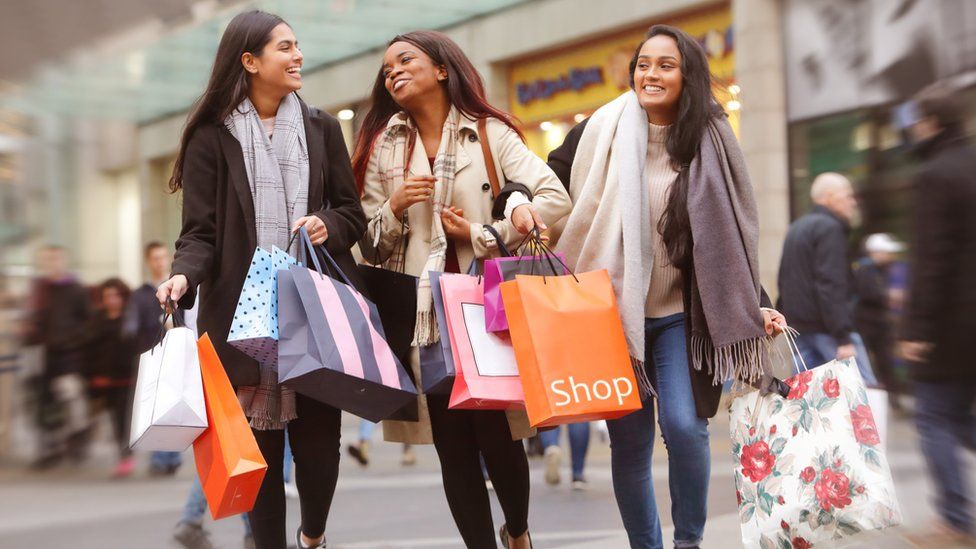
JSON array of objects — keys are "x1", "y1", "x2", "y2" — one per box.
[
  {"x1": 86, "y1": 277, "x2": 137, "y2": 478},
  {"x1": 155, "y1": 10, "x2": 366, "y2": 549}
]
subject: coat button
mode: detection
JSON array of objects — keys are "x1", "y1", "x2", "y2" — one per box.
[
  {"x1": 482, "y1": 183, "x2": 491, "y2": 192},
  {"x1": 468, "y1": 134, "x2": 478, "y2": 143}
]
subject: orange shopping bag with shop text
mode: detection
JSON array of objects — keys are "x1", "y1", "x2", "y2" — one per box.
[
  {"x1": 193, "y1": 333, "x2": 267, "y2": 520},
  {"x1": 500, "y1": 268, "x2": 642, "y2": 427}
]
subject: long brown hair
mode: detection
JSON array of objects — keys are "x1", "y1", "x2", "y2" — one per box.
[
  {"x1": 351, "y1": 30, "x2": 523, "y2": 194},
  {"x1": 168, "y1": 10, "x2": 288, "y2": 192}
]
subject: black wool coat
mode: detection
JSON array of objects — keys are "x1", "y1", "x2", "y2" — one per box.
[
  {"x1": 172, "y1": 100, "x2": 367, "y2": 387},
  {"x1": 902, "y1": 130, "x2": 976, "y2": 383}
]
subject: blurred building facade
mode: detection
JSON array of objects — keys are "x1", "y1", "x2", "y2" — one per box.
[{"x1": 3, "y1": 0, "x2": 974, "y2": 298}]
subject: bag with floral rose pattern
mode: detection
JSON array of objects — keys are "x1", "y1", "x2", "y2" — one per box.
[{"x1": 729, "y1": 340, "x2": 902, "y2": 548}]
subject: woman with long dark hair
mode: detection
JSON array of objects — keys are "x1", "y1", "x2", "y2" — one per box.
[
  {"x1": 353, "y1": 31, "x2": 571, "y2": 549},
  {"x1": 156, "y1": 10, "x2": 366, "y2": 549},
  {"x1": 548, "y1": 25, "x2": 787, "y2": 548}
]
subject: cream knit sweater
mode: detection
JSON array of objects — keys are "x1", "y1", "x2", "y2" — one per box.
[{"x1": 645, "y1": 123, "x2": 684, "y2": 318}]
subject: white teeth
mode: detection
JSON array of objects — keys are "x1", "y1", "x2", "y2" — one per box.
[
  {"x1": 393, "y1": 79, "x2": 409, "y2": 91},
  {"x1": 643, "y1": 85, "x2": 664, "y2": 93},
  {"x1": 287, "y1": 67, "x2": 301, "y2": 74}
]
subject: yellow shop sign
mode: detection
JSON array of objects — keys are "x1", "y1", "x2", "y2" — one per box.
[{"x1": 508, "y1": 3, "x2": 733, "y2": 123}]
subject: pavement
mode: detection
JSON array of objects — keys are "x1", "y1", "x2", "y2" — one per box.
[{"x1": 0, "y1": 400, "x2": 956, "y2": 549}]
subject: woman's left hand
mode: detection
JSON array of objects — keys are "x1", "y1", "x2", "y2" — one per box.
[
  {"x1": 762, "y1": 308, "x2": 787, "y2": 336},
  {"x1": 293, "y1": 215, "x2": 329, "y2": 245},
  {"x1": 441, "y1": 207, "x2": 471, "y2": 242}
]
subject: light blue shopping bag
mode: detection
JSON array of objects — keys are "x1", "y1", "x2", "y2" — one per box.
[{"x1": 227, "y1": 246, "x2": 295, "y2": 365}]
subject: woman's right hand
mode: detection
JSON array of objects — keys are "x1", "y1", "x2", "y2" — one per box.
[
  {"x1": 390, "y1": 176, "x2": 436, "y2": 218},
  {"x1": 156, "y1": 274, "x2": 189, "y2": 310}
]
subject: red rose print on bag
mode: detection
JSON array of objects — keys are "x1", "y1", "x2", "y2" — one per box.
[
  {"x1": 792, "y1": 537, "x2": 811, "y2": 549},
  {"x1": 814, "y1": 468, "x2": 853, "y2": 511},
  {"x1": 823, "y1": 377, "x2": 840, "y2": 398},
  {"x1": 851, "y1": 405, "x2": 881, "y2": 446},
  {"x1": 786, "y1": 370, "x2": 814, "y2": 400},
  {"x1": 740, "y1": 441, "x2": 776, "y2": 482},
  {"x1": 800, "y1": 466, "x2": 816, "y2": 483}
]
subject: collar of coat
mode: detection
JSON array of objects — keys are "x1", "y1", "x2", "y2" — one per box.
[
  {"x1": 383, "y1": 110, "x2": 482, "y2": 177},
  {"x1": 810, "y1": 204, "x2": 851, "y2": 232},
  {"x1": 384, "y1": 110, "x2": 480, "y2": 135}
]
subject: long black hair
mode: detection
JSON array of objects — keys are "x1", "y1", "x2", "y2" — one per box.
[
  {"x1": 168, "y1": 10, "x2": 288, "y2": 192},
  {"x1": 351, "y1": 30, "x2": 523, "y2": 193},
  {"x1": 629, "y1": 24, "x2": 724, "y2": 269}
]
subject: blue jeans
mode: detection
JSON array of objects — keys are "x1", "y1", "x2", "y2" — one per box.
[
  {"x1": 150, "y1": 450, "x2": 183, "y2": 469},
  {"x1": 793, "y1": 332, "x2": 878, "y2": 386},
  {"x1": 606, "y1": 313, "x2": 710, "y2": 549},
  {"x1": 358, "y1": 419, "x2": 377, "y2": 441},
  {"x1": 914, "y1": 381, "x2": 976, "y2": 533},
  {"x1": 538, "y1": 422, "x2": 590, "y2": 480},
  {"x1": 181, "y1": 474, "x2": 252, "y2": 535}
]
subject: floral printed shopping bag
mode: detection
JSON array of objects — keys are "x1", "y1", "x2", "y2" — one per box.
[{"x1": 729, "y1": 356, "x2": 902, "y2": 548}]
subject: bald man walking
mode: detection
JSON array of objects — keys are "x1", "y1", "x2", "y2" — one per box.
[{"x1": 777, "y1": 173, "x2": 878, "y2": 384}]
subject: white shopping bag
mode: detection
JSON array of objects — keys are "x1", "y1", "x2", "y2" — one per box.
[{"x1": 129, "y1": 326, "x2": 207, "y2": 451}]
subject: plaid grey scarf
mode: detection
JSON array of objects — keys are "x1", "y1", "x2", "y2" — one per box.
[
  {"x1": 373, "y1": 108, "x2": 462, "y2": 347},
  {"x1": 225, "y1": 92, "x2": 308, "y2": 430}
]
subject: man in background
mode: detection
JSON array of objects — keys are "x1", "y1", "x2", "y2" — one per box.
[
  {"x1": 125, "y1": 241, "x2": 183, "y2": 476},
  {"x1": 777, "y1": 172, "x2": 877, "y2": 384}
]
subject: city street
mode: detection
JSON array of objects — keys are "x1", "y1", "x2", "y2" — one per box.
[{"x1": 0, "y1": 402, "x2": 940, "y2": 548}]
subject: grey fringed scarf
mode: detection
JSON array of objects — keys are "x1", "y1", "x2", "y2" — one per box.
[{"x1": 553, "y1": 91, "x2": 768, "y2": 396}]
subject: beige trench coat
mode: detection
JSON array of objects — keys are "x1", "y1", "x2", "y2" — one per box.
[{"x1": 359, "y1": 113, "x2": 572, "y2": 444}]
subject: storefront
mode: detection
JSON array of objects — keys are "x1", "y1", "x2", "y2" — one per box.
[
  {"x1": 783, "y1": 0, "x2": 976, "y2": 238},
  {"x1": 506, "y1": 2, "x2": 735, "y2": 158}
]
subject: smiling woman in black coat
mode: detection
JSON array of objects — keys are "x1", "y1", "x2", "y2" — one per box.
[{"x1": 155, "y1": 10, "x2": 365, "y2": 549}]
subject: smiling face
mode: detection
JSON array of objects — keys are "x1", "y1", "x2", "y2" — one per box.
[
  {"x1": 243, "y1": 23, "x2": 303, "y2": 94},
  {"x1": 382, "y1": 41, "x2": 447, "y2": 109},
  {"x1": 632, "y1": 35, "x2": 684, "y2": 124}
]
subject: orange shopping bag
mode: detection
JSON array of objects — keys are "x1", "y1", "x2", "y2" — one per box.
[
  {"x1": 193, "y1": 333, "x2": 267, "y2": 520},
  {"x1": 500, "y1": 269, "x2": 642, "y2": 427}
]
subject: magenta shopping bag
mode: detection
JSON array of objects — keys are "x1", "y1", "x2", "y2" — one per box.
[{"x1": 483, "y1": 252, "x2": 566, "y2": 332}]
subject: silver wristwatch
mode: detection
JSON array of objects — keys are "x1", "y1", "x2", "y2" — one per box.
[{"x1": 482, "y1": 226, "x2": 498, "y2": 252}]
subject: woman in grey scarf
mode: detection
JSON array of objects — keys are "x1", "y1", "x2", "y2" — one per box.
[
  {"x1": 547, "y1": 26, "x2": 787, "y2": 549},
  {"x1": 157, "y1": 10, "x2": 366, "y2": 549}
]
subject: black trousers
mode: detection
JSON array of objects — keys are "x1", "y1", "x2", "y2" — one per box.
[
  {"x1": 90, "y1": 385, "x2": 133, "y2": 458},
  {"x1": 427, "y1": 394, "x2": 530, "y2": 548},
  {"x1": 248, "y1": 394, "x2": 342, "y2": 549}
]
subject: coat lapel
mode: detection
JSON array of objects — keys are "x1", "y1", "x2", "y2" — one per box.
[
  {"x1": 302, "y1": 101, "x2": 326, "y2": 212},
  {"x1": 218, "y1": 127, "x2": 257, "y2": 248}
]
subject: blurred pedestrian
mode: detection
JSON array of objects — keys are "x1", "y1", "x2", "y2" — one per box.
[
  {"x1": 899, "y1": 81, "x2": 976, "y2": 546},
  {"x1": 539, "y1": 422, "x2": 590, "y2": 490},
  {"x1": 354, "y1": 30, "x2": 571, "y2": 549},
  {"x1": 127, "y1": 241, "x2": 184, "y2": 476},
  {"x1": 346, "y1": 419, "x2": 417, "y2": 467},
  {"x1": 777, "y1": 172, "x2": 878, "y2": 384},
  {"x1": 23, "y1": 245, "x2": 92, "y2": 469},
  {"x1": 854, "y1": 233, "x2": 906, "y2": 410},
  {"x1": 85, "y1": 278, "x2": 137, "y2": 478},
  {"x1": 547, "y1": 26, "x2": 786, "y2": 549},
  {"x1": 156, "y1": 10, "x2": 367, "y2": 549}
]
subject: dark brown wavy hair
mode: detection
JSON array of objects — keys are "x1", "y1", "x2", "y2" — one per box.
[{"x1": 351, "y1": 30, "x2": 523, "y2": 194}]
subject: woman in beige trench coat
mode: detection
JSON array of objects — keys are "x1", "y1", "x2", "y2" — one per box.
[{"x1": 352, "y1": 31, "x2": 571, "y2": 549}]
